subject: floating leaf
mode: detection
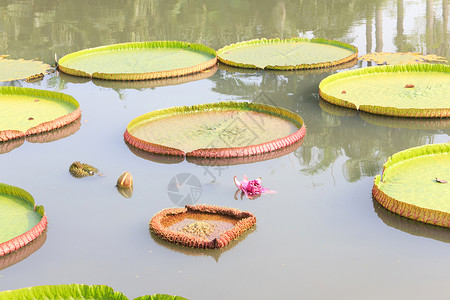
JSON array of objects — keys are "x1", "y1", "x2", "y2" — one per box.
[
  {"x1": 373, "y1": 143, "x2": 450, "y2": 228},
  {"x1": 359, "y1": 52, "x2": 448, "y2": 65},
  {"x1": 0, "y1": 284, "x2": 188, "y2": 300},
  {"x1": 0, "y1": 87, "x2": 81, "y2": 142},
  {"x1": 0, "y1": 183, "x2": 47, "y2": 256},
  {"x1": 58, "y1": 41, "x2": 217, "y2": 81},
  {"x1": 0, "y1": 55, "x2": 52, "y2": 82},
  {"x1": 217, "y1": 37, "x2": 357, "y2": 70},
  {"x1": 319, "y1": 64, "x2": 450, "y2": 118},
  {"x1": 150, "y1": 204, "x2": 256, "y2": 249},
  {"x1": 124, "y1": 101, "x2": 306, "y2": 159}
]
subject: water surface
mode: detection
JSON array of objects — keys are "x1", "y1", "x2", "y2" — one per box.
[{"x1": 0, "y1": 1, "x2": 449, "y2": 299}]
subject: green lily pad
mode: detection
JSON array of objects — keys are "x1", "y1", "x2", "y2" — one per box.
[
  {"x1": 319, "y1": 64, "x2": 450, "y2": 117},
  {"x1": 0, "y1": 87, "x2": 81, "y2": 142},
  {"x1": 124, "y1": 101, "x2": 306, "y2": 158},
  {"x1": 373, "y1": 143, "x2": 450, "y2": 227},
  {"x1": 0, "y1": 55, "x2": 52, "y2": 82},
  {"x1": 58, "y1": 41, "x2": 217, "y2": 81},
  {"x1": 0, "y1": 284, "x2": 188, "y2": 300},
  {"x1": 0, "y1": 183, "x2": 47, "y2": 256},
  {"x1": 217, "y1": 38, "x2": 357, "y2": 70}
]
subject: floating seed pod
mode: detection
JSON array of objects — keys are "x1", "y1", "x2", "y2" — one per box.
[
  {"x1": 69, "y1": 162, "x2": 99, "y2": 178},
  {"x1": 116, "y1": 171, "x2": 133, "y2": 188}
]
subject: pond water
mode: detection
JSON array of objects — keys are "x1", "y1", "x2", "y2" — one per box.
[{"x1": 0, "y1": 0, "x2": 449, "y2": 299}]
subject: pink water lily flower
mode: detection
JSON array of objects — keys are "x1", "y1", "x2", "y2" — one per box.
[{"x1": 234, "y1": 175, "x2": 275, "y2": 200}]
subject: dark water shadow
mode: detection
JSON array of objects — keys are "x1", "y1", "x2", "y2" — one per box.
[
  {"x1": 0, "y1": 118, "x2": 81, "y2": 154},
  {"x1": 359, "y1": 111, "x2": 450, "y2": 130},
  {"x1": 125, "y1": 138, "x2": 303, "y2": 166},
  {"x1": 150, "y1": 226, "x2": 256, "y2": 262},
  {"x1": 373, "y1": 197, "x2": 450, "y2": 243},
  {"x1": 318, "y1": 99, "x2": 357, "y2": 117},
  {"x1": 0, "y1": 230, "x2": 47, "y2": 270},
  {"x1": 125, "y1": 142, "x2": 185, "y2": 164}
]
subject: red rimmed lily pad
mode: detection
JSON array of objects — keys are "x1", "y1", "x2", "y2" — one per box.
[
  {"x1": 124, "y1": 101, "x2": 306, "y2": 159},
  {"x1": 0, "y1": 183, "x2": 47, "y2": 257},
  {"x1": 150, "y1": 204, "x2": 256, "y2": 249},
  {"x1": 0, "y1": 87, "x2": 81, "y2": 142}
]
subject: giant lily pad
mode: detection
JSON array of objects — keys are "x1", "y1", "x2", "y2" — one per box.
[
  {"x1": 0, "y1": 183, "x2": 47, "y2": 256},
  {"x1": 0, "y1": 55, "x2": 52, "y2": 82},
  {"x1": 217, "y1": 38, "x2": 357, "y2": 70},
  {"x1": 0, "y1": 284, "x2": 188, "y2": 300},
  {"x1": 319, "y1": 64, "x2": 450, "y2": 117},
  {"x1": 373, "y1": 143, "x2": 450, "y2": 227},
  {"x1": 124, "y1": 101, "x2": 306, "y2": 159},
  {"x1": 58, "y1": 41, "x2": 217, "y2": 81},
  {"x1": 150, "y1": 204, "x2": 256, "y2": 249},
  {"x1": 0, "y1": 87, "x2": 81, "y2": 142}
]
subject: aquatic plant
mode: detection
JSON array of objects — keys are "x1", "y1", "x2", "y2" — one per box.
[
  {"x1": 217, "y1": 37, "x2": 357, "y2": 70},
  {"x1": 0, "y1": 284, "x2": 188, "y2": 299},
  {"x1": 124, "y1": 101, "x2": 306, "y2": 159},
  {"x1": 0, "y1": 55, "x2": 52, "y2": 82},
  {"x1": 373, "y1": 143, "x2": 450, "y2": 227},
  {"x1": 319, "y1": 64, "x2": 450, "y2": 117},
  {"x1": 0, "y1": 87, "x2": 81, "y2": 142},
  {"x1": 0, "y1": 184, "x2": 47, "y2": 257},
  {"x1": 58, "y1": 41, "x2": 217, "y2": 81},
  {"x1": 150, "y1": 204, "x2": 256, "y2": 249}
]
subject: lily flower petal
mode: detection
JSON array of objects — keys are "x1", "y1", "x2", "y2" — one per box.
[{"x1": 233, "y1": 175, "x2": 275, "y2": 199}]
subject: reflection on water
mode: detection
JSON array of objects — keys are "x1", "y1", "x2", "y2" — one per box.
[
  {"x1": 150, "y1": 226, "x2": 256, "y2": 263},
  {"x1": 0, "y1": 231, "x2": 47, "y2": 271},
  {"x1": 373, "y1": 199, "x2": 450, "y2": 244},
  {"x1": 0, "y1": 0, "x2": 448, "y2": 63},
  {"x1": 0, "y1": 117, "x2": 81, "y2": 154}
]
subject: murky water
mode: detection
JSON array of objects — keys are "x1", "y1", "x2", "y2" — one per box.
[{"x1": 0, "y1": 0, "x2": 449, "y2": 299}]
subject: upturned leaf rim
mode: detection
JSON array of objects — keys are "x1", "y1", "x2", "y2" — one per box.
[
  {"x1": 217, "y1": 37, "x2": 358, "y2": 70},
  {"x1": 372, "y1": 143, "x2": 450, "y2": 227},
  {"x1": 0, "y1": 183, "x2": 47, "y2": 257},
  {"x1": 58, "y1": 41, "x2": 217, "y2": 81},
  {"x1": 124, "y1": 101, "x2": 306, "y2": 158}
]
